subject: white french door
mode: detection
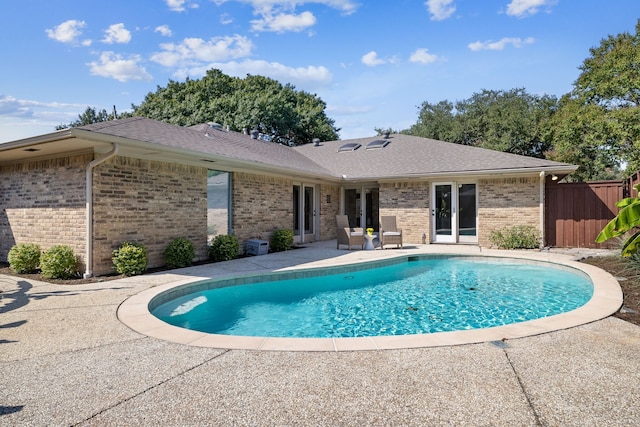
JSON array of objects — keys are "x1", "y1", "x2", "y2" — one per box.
[
  {"x1": 293, "y1": 184, "x2": 318, "y2": 243},
  {"x1": 432, "y1": 182, "x2": 456, "y2": 243},
  {"x1": 431, "y1": 182, "x2": 477, "y2": 244}
]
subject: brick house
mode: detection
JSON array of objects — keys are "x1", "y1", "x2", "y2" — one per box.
[{"x1": 0, "y1": 117, "x2": 576, "y2": 277}]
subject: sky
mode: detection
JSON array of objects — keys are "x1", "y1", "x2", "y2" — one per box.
[{"x1": 1, "y1": 0, "x2": 640, "y2": 143}]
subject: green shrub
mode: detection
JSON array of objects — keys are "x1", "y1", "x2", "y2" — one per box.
[
  {"x1": 8, "y1": 243, "x2": 41, "y2": 274},
  {"x1": 209, "y1": 234, "x2": 239, "y2": 261},
  {"x1": 271, "y1": 229, "x2": 294, "y2": 252},
  {"x1": 40, "y1": 245, "x2": 78, "y2": 279},
  {"x1": 164, "y1": 238, "x2": 196, "y2": 268},
  {"x1": 112, "y1": 241, "x2": 148, "y2": 276},
  {"x1": 489, "y1": 225, "x2": 540, "y2": 250}
]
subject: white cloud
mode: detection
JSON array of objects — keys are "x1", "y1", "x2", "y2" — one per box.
[
  {"x1": 173, "y1": 59, "x2": 332, "y2": 89},
  {"x1": 102, "y1": 23, "x2": 132, "y2": 44},
  {"x1": 251, "y1": 11, "x2": 317, "y2": 33},
  {"x1": 409, "y1": 48, "x2": 439, "y2": 64},
  {"x1": 165, "y1": 0, "x2": 199, "y2": 12},
  {"x1": 468, "y1": 36, "x2": 535, "y2": 51},
  {"x1": 425, "y1": 0, "x2": 455, "y2": 21},
  {"x1": 361, "y1": 51, "x2": 386, "y2": 67},
  {"x1": 155, "y1": 25, "x2": 173, "y2": 37},
  {"x1": 0, "y1": 95, "x2": 35, "y2": 117},
  {"x1": 506, "y1": 0, "x2": 556, "y2": 18},
  {"x1": 220, "y1": 13, "x2": 233, "y2": 25},
  {"x1": 151, "y1": 35, "x2": 254, "y2": 67},
  {"x1": 0, "y1": 95, "x2": 96, "y2": 142},
  {"x1": 231, "y1": 0, "x2": 358, "y2": 33},
  {"x1": 88, "y1": 52, "x2": 152, "y2": 82},
  {"x1": 0, "y1": 95, "x2": 87, "y2": 118},
  {"x1": 45, "y1": 20, "x2": 90, "y2": 45},
  {"x1": 239, "y1": 0, "x2": 358, "y2": 15}
]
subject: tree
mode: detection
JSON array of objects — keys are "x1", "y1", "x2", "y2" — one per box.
[
  {"x1": 542, "y1": 95, "x2": 621, "y2": 181},
  {"x1": 56, "y1": 106, "x2": 115, "y2": 130},
  {"x1": 132, "y1": 69, "x2": 340, "y2": 146},
  {"x1": 404, "y1": 100, "x2": 459, "y2": 142},
  {"x1": 550, "y1": 19, "x2": 640, "y2": 178},
  {"x1": 405, "y1": 88, "x2": 556, "y2": 158}
]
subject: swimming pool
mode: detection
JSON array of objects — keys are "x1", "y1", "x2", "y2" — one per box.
[
  {"x1": 149, "y1": 255, "x2": 595, "y2": 340},
  {"x1": 118, "y1": 249, "x2": 622, "y2": 351}
]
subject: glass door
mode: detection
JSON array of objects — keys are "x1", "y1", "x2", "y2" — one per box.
[
  {"x1": 343, "y1": 187, "x2": 379, "y2": 230},
  {"x1": 303, "y1": 185, "x2": 315, "y2": 239},
  {"x1": 293, "y1": 184, "x2": 317, "y2": 243},
  {"x1": 458, "y1": 183, "x2": 477, "y2": 243},
  {"x1": 432, "y1": 183, "x2": 456, "y2": 243},
  {"x1": 431, "y1": 182, "x2": 477, "y2": 243}
]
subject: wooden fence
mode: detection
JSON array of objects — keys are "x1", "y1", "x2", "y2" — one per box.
[{"x1": 544, "y1": 180, "x2": 624, "y2": 248}]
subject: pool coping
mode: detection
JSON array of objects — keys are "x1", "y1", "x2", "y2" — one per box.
[{"x1": 117, "y1": 249, "x2": 623, "y2": 352}]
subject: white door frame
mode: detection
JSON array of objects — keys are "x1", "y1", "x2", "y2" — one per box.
[
  {"x1": 431, "y1": 182, "x2": 457, "y2": 243},
  {"x1": 294, "y1": 183, "x2": 319, "y2": 243}
]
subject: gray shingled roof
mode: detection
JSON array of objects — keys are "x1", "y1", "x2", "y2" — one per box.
[
  {"x1": 75, "y1": 118, "x2": 575, "y2": 180},
  {"x1": 77, "y1": 117, "x2": 333, "y2": 177},
  {"x1": 292, "y1": 133, "x2": 576, "y2": 180}
]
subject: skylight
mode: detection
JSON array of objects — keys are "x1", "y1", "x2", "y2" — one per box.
[
  {"x1": 337, "y1": 143, "x2": 361, "y2": 152},
  {"x1": 366, "y1": 139, "x2": 391, "y2": 149}
]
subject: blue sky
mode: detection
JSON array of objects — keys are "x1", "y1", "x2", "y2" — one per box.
[{"x1": 1, "y1": 0, "x2": 639, "y2": 143}]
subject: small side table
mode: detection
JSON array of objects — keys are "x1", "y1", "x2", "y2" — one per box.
[{"x1": 363, "y1": 233, "x2": 376, "y2": 250}]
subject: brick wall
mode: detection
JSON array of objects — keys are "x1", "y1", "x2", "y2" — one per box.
[
  {"x1": 478, "y1": 176, "x2": 541, "y2": 247},
  {"x1": 1, "y1": 150, "x2": 543, "y2": 273},
  {"x1": 232, "y1": 172, "x2": 293, "y2": 251},
  {"x1": 92, "y1": 156, "x2": 208, "y2": 275},
  {"x1": 319, "y1": 184, "x2": 340, "y2": 240},
  {"x1": 379, "y1": 181, "x2": 430, "y2": 244},
  {"x1": 0, "y1": 154, "x2": 88, "y2": 265}
]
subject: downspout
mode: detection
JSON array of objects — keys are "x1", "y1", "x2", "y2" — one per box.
[
  {"x1": 84, "y1": 143, "x2": 119, "y2": 278},
  {"x1": 539, "y1": 171, "x2": 545, "y2": 249}
]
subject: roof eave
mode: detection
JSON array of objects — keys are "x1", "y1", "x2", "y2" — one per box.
[
  {"x1": 345, "y1": 165, "x2": 578, "y2": 183},
  {"x1": 0, "y1": 129, "x2": 74, "y2": 151}
]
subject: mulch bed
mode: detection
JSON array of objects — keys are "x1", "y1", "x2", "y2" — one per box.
[
  {"x1": 580, "y1": 255, "x2": 640, "y2": 327},
  {"x1": 2, "y1": 254, "x2": 639, "y2": 328}
]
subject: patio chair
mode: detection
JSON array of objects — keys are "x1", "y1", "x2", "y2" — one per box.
[
  {"x1": 336, "y1": 215, "x2": 364, "y2": 250},
  {"x1": 380, "y1": 216, "x2": 403, "y2": 249}
]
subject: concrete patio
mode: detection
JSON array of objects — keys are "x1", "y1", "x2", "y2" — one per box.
[{"x1": 1, "y1": 242, "x2": 639, "y2": 426}]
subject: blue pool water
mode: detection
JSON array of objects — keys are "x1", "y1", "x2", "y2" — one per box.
[{"x1": 151, "y1": 257, "x2": 593, "y2": 338}]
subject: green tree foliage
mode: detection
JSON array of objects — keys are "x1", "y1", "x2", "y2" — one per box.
[
  {"x1": 131, "y1": 69, "x2": 340, "y2": 146},
  {"x1": 406, "y1": 88, "x2": 556, "y2": 158},
  {"x1": 542, "y1": 95, "x2": 621, "y2": 181},
  {"x1": 548, "y1": 19, "x2": 640, "y2": 178},
  {"x1": 404, "y1": 100, "x2": 459, "y2": 142},
  {"x1": 56, "y1": 106, "x2": 115, "y2": 130}
]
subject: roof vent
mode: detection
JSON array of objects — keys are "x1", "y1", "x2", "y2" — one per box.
[
  {"x1": 366, "y1": 139, "x2": 391, "y2": 149},
  {"x1": 382, "y1": 130, "x2": 391, "y2": 139},
  {"x1": 338, "y1": 142, "x2": 361, "y2": 152},
  {"x1": 208, "y1": 122, "x2": 224, "y2": 130},
  {"x1": 250, "y1": 129, "x2": 259, "y2": 139},
  {"x1": 313, "y1": 138, "x2": 321, "y2": 146}
]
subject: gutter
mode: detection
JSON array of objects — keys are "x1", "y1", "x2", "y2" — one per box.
[{"x1": 84, "y1": 143, "x2": 119, "y2": 278}]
